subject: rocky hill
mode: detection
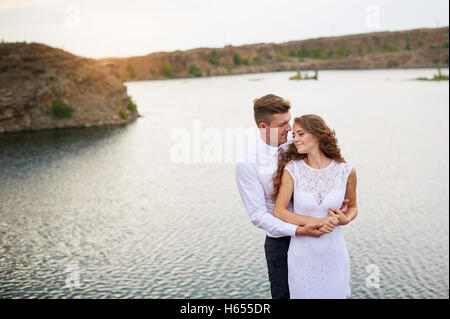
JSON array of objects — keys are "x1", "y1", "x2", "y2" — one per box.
[
  {"x1": 0, "y1": 27, "x2": 447, "y2": 133},
  {"x1": 98, "y1": 27, "x2": 449, "y2": 81},
  {"x1": 0, "y1": 42, "x2": 140, "y2": 133}
]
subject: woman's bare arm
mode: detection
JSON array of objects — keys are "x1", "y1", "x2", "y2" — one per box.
[
  {"x1": 330, "y1": 167, "x2": 358, "y2": 225},
  {"x1": 273, "y1": 169, "x2": 321, "y2": 226},
  {"x1": 344, "y1": 167, "x2": 358, "y2": 223}
]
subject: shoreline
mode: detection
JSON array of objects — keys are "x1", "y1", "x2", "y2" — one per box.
[{"x1": 123, "y1": 66, "x2": 450, "y2": 83}]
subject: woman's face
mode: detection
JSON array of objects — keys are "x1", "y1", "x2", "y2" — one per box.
[{"x1": 292, "y1": 123, "x2": 319, "y2": 154}]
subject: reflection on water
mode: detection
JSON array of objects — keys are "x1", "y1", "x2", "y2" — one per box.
[{"x1": 0, "y1": 69, "x2": 448, "y2": 298}]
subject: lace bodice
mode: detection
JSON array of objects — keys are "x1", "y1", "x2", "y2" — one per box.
[{"x1": 285, "y1": 159, "x2": 352, "y2": 206}]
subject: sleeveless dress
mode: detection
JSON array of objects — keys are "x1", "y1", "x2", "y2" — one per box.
[{"x1": 284, "y1": 159, "x2": 353, "y2": 299}]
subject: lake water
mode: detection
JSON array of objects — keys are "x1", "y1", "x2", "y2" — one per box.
[{"x1": 0, "y1": 69, "x2": 448, "y2": 299}]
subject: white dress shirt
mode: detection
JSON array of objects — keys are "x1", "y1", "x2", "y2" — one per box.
[{"x1": 235, "y1": 133, "x2": 298, "y2": 238}]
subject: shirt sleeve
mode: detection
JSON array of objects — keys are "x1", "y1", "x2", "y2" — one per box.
[{"x1": 235, "y1": 162, "x2": 298, "y2": 238}]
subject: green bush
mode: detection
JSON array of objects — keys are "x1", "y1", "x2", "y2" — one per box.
[
  {"x1": 289, "y1": 70, "x2": 318, "y2": 80},
  {"x1": 309, "y1": 48, "x2": 320, "y2": 58},
  {"x1": 150, "y1": 68, "x2": 159, "y2": 75},
  {"x1": 382, "y1": 43, "x2": 398, "y2": 52},
  {"x1": 290, "y1": 71, "x2": 302, "y2": 80},
  {"x1": 310, "y1": 47, "x2": 333, "y2": 59},
  {"x1": 251, "y1": 57, "x2": 260, "y2": 65},
  {"x1": 366, "y1": 44, "x2": 376, "y2": 54},
  {"x1": 433, "y1": 63, "x2": 449, "y2": 80},
  {"x1": 280, "y1": 50, "x2": 290, "y2": 57},
  {"x1": 275, "y1": 50, "x2": 282, "y2": 61},
  {"x1": 292, "y1": 46, "x2": 332, "y2": 59},
  {"x1": 189, "y1": 64, "x2": 203, "y2": 77},
  {"x1": 404, "y1": 35, "x2": 411, "y2": 51},
  {"x1": 206, "y1": 68, "x2": 211, "y2": 76},
  {"x1": 416, "y1": 32, "x2": 425, "y2": 47},
  {"x1": 126, "y1": 65, "x2": 136, "y2": 79},
  {"x1": 233, "y1": 52, "x2": 242, "y2": 65},
  {"x1": 208, "y1": 56, "x2": 219, "y2": 65},
  {"x1": 50, "y1": 99, "x2": 74, "y2": 119},
  {"x1": 358, "y1": 47, "x2": 367, "y2": 56},
  {"x1": 416, "y1": 63, "x2": 449, "y2": 81},
  {"x1": 336, "y1": 41, "x2": 351, "y2": 58},
  {"x1": 119, "y1": 108, "x2": 127, "y2": 120},
  {"x1": 298, "y1": 46, "x2": 309, "y2": 58},
  {"x1": 161, "y1": 61, "x2": 174, "y2": 77},
  {"x1": 128, "y1": 96, "x2": 137, "y2": 112}
]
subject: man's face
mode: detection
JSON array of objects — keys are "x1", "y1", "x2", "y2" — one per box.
[{"x1": 259, "y1": 112, "x2": 292, "y2": 145}]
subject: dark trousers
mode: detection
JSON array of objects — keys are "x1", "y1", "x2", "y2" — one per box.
[{"x1": 264, "y1": 235, "x2": 291, "y2": 299}]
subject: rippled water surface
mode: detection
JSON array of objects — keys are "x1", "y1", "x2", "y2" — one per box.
[{"x1": 0, "y1": 69, "x2": 448, "y2": 298}]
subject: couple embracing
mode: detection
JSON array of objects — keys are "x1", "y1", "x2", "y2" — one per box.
[{"x1": 235, "y1": 94, "x2": 358, "y2": 299}]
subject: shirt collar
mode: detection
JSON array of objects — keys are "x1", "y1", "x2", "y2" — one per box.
[{"x1": 256, "y1": 132, "x2": 293, "y2": 156}]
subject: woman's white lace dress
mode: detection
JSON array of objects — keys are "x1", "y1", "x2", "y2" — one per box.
[{"x1": 284, "y1": 159, "x2": 352, "y2": 299}]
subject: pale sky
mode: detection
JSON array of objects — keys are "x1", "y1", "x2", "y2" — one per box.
[{"x1": 0, "y1": 0, "x2": 448, "y2": 58}]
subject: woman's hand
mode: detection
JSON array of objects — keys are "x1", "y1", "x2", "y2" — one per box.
[
  {"x1": 318, "y1": 212, "x2": 339, "y2": 234},
  {"x1": 329, "y1": 208, "x2": 350, "y2": 226}
]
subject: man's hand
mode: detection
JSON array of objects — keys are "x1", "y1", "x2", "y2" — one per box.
[
  {"x1": 296, "y1": 224, "x2": 324, "y2": 238},
  {"x1": 296, "y1": 199, "x2": 350, "y2": 236},
  {"x1": 340, "y1": 199, "x2": 350, "y2": 213}
]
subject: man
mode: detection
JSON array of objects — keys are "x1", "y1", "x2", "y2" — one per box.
[{"x1": 235, "y1": 94, "x2": 347, "y2": 299}]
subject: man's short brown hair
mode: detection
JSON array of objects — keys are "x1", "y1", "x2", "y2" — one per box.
[{"x1": 253, "y1": 94, "x2": 291, "y2": 126}]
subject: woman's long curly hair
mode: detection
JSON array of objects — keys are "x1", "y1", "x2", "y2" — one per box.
[{"x1": 271, "y1": 114, "x2": 346, "y2": 202}]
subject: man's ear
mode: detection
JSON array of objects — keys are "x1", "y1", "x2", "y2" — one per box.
[{"x1": 258, "y1": 122, "x2": 266, "y2": 129}]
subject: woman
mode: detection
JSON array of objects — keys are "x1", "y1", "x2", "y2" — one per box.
[{"x1": 272, "y1": 114, "x2": 358, "y2": 299}]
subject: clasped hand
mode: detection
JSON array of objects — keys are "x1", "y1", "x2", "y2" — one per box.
[
  {"x1": 318, "y1": 202, "x2": 350, "y2": 234},
  {"x1": 299, "y1": 200, "x2": 350, "y2": 237},
  {"x1": 318, "y1": 211, "x2": 339, "y2": 234}
]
